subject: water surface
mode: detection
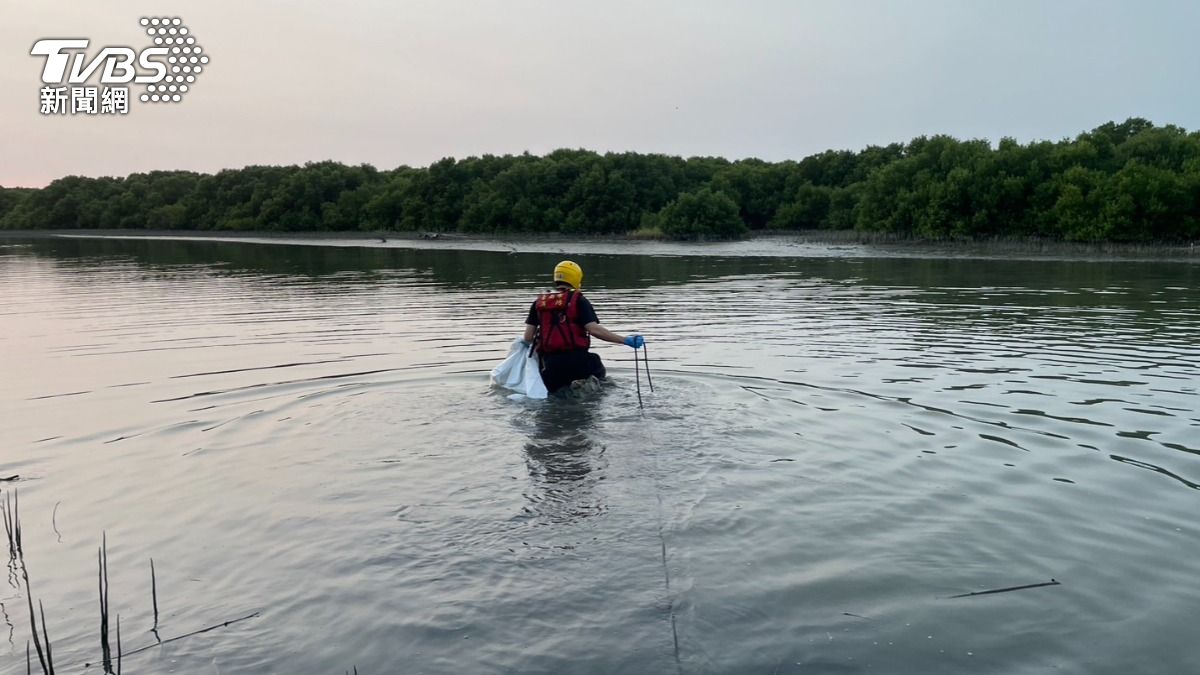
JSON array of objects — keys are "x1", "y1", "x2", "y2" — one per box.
[{"x1": 2, "y1": 235, "x2": 1198, "y2": 674}]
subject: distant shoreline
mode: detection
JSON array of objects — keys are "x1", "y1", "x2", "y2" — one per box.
[
  {"x1": 3, "y1": 228, "x2": 1197, "y2": 262},
  {"x1": 4, "y1": 121, "x2": 1199, "y2": 243}
]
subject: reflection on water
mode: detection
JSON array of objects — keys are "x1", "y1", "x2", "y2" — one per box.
[
  {"x1": 518, "y1": 393, "x2": 614, "y2": 526},
  {"x1": 1, "y1": 234, "x2": 1198, "y2": 675}
]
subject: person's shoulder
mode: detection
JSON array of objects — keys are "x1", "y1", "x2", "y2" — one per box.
[{"x1": 574, "y1": 293, "x2": 598, "y2": 322}]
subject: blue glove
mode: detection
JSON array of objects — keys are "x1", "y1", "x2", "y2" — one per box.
[{"x1": 623, "y1": 335, "x2": 645, "y2": 349}]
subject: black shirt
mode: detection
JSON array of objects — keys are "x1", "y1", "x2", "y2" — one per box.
[{"x1": 526, "y1": 291, "x2": 599, "y2": 327}]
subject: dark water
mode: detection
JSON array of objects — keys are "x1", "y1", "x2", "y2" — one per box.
[{"x1": 1, "y1": 235, "x2": 1198, "y2": 674}]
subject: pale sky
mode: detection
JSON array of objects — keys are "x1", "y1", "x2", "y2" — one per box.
[{"x1": 3, "y1": 0, "x2": 1197, "y2": 187}]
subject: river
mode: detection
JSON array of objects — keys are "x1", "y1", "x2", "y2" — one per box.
[{"x1": 1, "y1": 234, "x2": 1197, "y2": 674}]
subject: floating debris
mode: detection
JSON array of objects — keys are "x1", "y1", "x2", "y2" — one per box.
[{"x1": 949, "y1": 578, "x2": 1060, "y2": 599}]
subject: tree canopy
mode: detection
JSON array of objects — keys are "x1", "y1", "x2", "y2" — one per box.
[{"x1": 2, "y1": 119, "x2": 1197, "y2": 242}]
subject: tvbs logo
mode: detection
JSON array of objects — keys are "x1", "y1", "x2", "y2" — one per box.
[{"x1": 31, "y1": 17, "x2": 209, "y2": 115}]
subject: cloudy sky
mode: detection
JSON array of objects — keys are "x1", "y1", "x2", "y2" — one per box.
[{"x1": 3, "y1": 0, "x2": 1197, "y2": 186}]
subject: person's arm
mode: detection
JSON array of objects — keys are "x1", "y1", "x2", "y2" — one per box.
[
  {"x1": 523, "y1": 302, "x2": 538, "y2": 344},
  {"x1": 585, "y1": 322, "x2": 629, "y2": 346}
]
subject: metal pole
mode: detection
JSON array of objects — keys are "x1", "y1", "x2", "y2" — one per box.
[
  {"x1": 634, "y1": 345, "x2": 644, "y2": 407},
  {"x1": 642, "y1": 343, "x2": 654, "y2": 392}
]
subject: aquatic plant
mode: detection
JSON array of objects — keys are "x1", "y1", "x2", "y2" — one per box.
[{"x1": 2, "y1": 490, "x2": 264, "y2": 674}]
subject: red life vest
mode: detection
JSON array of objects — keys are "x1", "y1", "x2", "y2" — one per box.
[{"x1": 535, "y1": 289, "x2": 591, "y2": 354}]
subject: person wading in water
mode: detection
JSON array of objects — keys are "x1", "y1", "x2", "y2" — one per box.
[{"x1": 522, "y1": 260, "x2": 645, "y2": 394}]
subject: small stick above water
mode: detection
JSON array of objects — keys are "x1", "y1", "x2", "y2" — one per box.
[
  {"x1": 149, "y1": 559, "x2": 159, "y2": 637},
  {"x1": 642, "y1": 343, "x2": 654, "y2": 392},
  {"x1": 949, "y1": 578, "x2": 1060, "y2": 599},
  {"x1": 634, "y1": 347, "x2": 643, "y2": 408}
]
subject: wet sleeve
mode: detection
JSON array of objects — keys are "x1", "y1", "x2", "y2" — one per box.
[
  {"x1": 526, "y1": 302, "x2": 538, "y2": 325},
  {"x1": 577, "y1": 297, "x2": 599, "y2": 325}
]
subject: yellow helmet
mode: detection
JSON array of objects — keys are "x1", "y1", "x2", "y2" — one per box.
[{"x1": 553, "y1": 260, "x2": 583, "y2": 289}]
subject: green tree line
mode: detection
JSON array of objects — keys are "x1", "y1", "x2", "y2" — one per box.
[{"x1": 2, "y1": 118, "x2": 1198, "y2": 241}]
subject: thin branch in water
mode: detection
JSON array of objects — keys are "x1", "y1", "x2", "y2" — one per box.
[
  {"x1": 51, "y1": 503, "x2": 61, "y2": 544},
  {"x1": 120, "y1": 611, "x2": 261, "y2": 658},
  {"x1": 948, "y1": 578, "x2": 1060, "y2": 599},
  {"x1": 115, "y1": 614, "x2": 122, "y2": 675}
]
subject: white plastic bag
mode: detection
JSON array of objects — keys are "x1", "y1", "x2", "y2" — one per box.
[{"x1": 490, "y1": 339, "x2": 548, "y2": 400}]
